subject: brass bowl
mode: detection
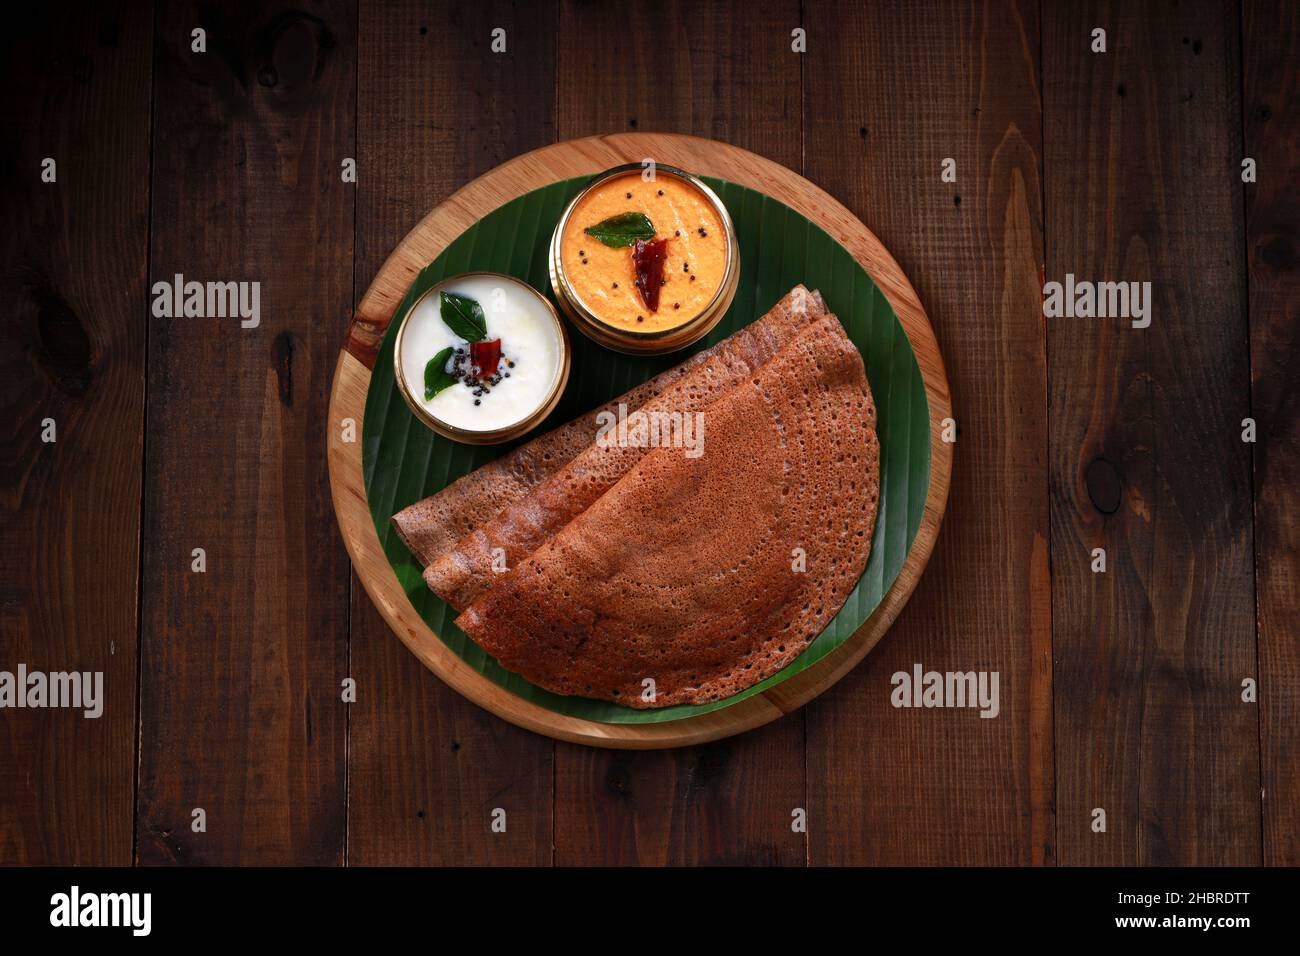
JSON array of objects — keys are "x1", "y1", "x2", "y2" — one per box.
[
  {"x1": 392, "y1": 272, "x2": 571, "y2": 445},
  {"x1": 549, "y1": 163, "x2": 740, "y2": 355}
]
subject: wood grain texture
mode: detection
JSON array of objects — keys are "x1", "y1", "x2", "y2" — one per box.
[
  {"x1": 329, "y1": 134, "x2": 951, "y2": 751},
  {"x1": 347, "y1": 0, "x2": 557, "y2": 866},
  {"x1": 1242, "y1": 0, "x2": 1299, "y2": 867},
  {"x1": 802, "y1": 0, "x2": 1052, "y2": 865},
  {"x1": 555, "y1": 0, "x2": 802, "y2": 154},
  {"x1": 553, "y1": 737, "x2": 804, "y2": 865},
  {"x1": 1044, "y1": 0, "x2": 1259, "y2": 865},
  {"x1": 553, "y1": 0, "x2": 806, "y2": 864},
  {"x1": 2, "y1": 0, "x2": 1286, "y2": 868},
  {"x1": 136, "y1": 0, "x2": 354, "y2": 864},
  {"x1": 0, "y1": 3, "x2": 152, "y2": 865}
]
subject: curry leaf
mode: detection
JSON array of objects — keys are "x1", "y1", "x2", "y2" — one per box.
[
  {"x1": 440, "y1": 291, "x2": 487, "y2": 342},
  {"x1": 423, "y1": 346, "x2": 456, "y2": 400},
  {"x1": 583, "y1": 211, "x2": 656, "y2": 248}
]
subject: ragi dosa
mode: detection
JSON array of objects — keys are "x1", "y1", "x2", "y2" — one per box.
[
  {"x1": 456, "y1": 315, "x2": 879, "y2": 708},
  {"x1": 391, "y1": 287, "x2": 825, "y2": 566},
  {"x1": 422, "y1": 289, "x2": 828, "y2": 610}
]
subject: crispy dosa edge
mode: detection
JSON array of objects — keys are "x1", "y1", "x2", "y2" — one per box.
[
  {"x1": 422, "y1": 288, "x2": 827, "y2": 610},
  {"x1": 457, "y1": 315, "x2": 879, "y2": 708},
  {"x1": 389, "y1": 287, "x2": 826, "y2": 565}
]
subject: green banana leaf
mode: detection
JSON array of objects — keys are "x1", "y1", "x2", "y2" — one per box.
[{"x1": 362, "y1": 176, "x2": 930, "y2": 723}]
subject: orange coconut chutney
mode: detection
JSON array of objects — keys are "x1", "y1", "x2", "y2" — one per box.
[{"x1": 560, "y1": 173, "x2": 727, "y2": 333}]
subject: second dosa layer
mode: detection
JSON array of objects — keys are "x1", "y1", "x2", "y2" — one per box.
[
  {"x1": 456, "y1": 315, "x2": 879, "y2": 707},
  {"x1": 391, "y1": 287, "x2": 825, "y2": 566},
  {"x1": 423, "y1": 288, "x2": 826, "y2": 610}
]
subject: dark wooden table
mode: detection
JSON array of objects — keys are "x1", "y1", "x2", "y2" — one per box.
[{"x1": 1, "y1": 0, "x2": 1294, "y2": 866}]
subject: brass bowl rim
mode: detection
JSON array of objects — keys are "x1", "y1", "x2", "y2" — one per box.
[
  {"x1": 391, "y1": 271, "x2": 572, "y2": 445},
  {"x1": 549, "y1": 163, "x2": 739, "y2": 348}
]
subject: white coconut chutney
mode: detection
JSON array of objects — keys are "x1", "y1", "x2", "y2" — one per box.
[{"x1": 398, "y1": 275, "x2": 563, "y2": 434}]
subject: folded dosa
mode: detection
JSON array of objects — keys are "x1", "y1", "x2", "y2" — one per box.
[
  {"x1": 423, "y1": 289, "x2": 828, "y2": 610},
  {"x1": 391, "y1": 287, "x2": 825, "y2": 566},
  {"x1": 456, "y1": 315, "x2": 879, "y2": 707}
]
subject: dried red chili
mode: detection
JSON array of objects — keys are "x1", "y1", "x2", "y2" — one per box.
[
  {"x1": 470, "y1": 338, "x2": 502, "y2": 378},
  {"x1": 632, "y1": 238, "x2": 668, "y2": 312}
]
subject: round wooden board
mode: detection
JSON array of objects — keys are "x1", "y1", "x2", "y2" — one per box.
[{"x1": 328, "y1": 133, "x2": 952, "y2": 749}]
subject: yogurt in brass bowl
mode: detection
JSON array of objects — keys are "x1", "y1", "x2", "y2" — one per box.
[
  {"x1": 549, "y1": 163, "x2": 739, "y2": 354},
  {"x1": 393, "y1": 273, "x2": 570, "y2": 444}
]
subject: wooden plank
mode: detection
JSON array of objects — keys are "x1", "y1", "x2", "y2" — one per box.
[
  {"x1": 1043, "y1": 0, "x2": 1259, "y2": 864},
  {"x1": 552, "y1": 0, "x2": 807, "y2": 865},
  {"x1": 0, "y1": 5, "x2": 152, "y2": 865},
  {"x1": 136, "y1": 0, "x2": 354, "y2": 864},
  {"x1": 1242, "y1": 0, "x2": 1299, "y2": 867},
  {"x1": 802, "y1": 0, "x2": 1052, "y2": 865},
  {"x1": 347, "y1": 0, "x2": 556, "y2": 865},
  {"x1": 555, "y1": 0, "x2": 803, "y2": 158}
]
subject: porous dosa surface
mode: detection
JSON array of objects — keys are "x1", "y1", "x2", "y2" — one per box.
[
  {"x1": 421, "y1": 287, "x2": 827, "y2": 609},
  {"x1": 390, "y1": 288, "x2": 824, "y2": 565},
  {"x1": 456, "y1": 315, "x2": 879, "y2": 708}
]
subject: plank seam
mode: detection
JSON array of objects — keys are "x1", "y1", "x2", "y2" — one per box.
[
  {"x1": 344, "y1": 0, "x2": 360, "y2": 871},
  {"x1": 131, "y1": 0, "x2": 160, "y2": 870},
  {"x1": 1235, "y1": 0, "x2": 1265, "y2": 867},
  {"x1": 1035, "y1": 0, "x2": 1059, "y2": 868}
]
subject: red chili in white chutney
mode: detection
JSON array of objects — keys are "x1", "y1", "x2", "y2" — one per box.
[{"x1": 471, "y1": 338, "x2": 502, "y2": 378}]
